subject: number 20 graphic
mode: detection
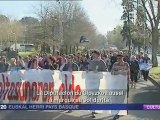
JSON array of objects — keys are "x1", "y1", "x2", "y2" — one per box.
[{"x1": 0, "y1": 105, "x2": 7, "y2": 110}]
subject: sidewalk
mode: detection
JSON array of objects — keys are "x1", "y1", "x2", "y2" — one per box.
[
  {"x1": 118, "y1": 79, "x2": 160, "y2": 120},
  {"x1": 0, "y1": 79, "x2": 160, "y2": 120}
]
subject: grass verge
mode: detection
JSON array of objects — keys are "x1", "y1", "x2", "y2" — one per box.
[
  {"x1": 18, "y1": 51, "x2": 39, "y2": 58},
  {"x1": 149, "y1": 67, "x2": 160, "y2": 83}
]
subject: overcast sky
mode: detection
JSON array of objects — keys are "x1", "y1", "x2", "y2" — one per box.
[{"x1": 0, "y1": 0, "x2": 123, "y2": 35}]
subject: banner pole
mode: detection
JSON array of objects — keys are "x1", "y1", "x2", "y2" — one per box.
[{"x1": 127, "y1": 81, "x2": 129, "y2": 115}]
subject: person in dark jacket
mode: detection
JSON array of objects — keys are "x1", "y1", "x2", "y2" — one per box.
[
  {"x1": 130, "y1": 55, "x2": 140, "y2": 88},
  {"x1": 109, "y1": 52, "x2": 117, "y2": 71},
  {"x1": 122, "y1": 52, "x2": 130, "y2": 64},
  {"x1": 79, "y1": 55, "x2": 89, "y2": 71},
  {"x1": 60, "y1": 54, "x2": 79, "y2": 71},
  {"x1": 0, "y1": 57, "x2": 9, "y2": 73}
]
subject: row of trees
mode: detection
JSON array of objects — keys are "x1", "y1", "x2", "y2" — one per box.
[
  {"x1": 124, "y1": 0, "x2": 160, "y2": 67},
  {"x1": 106, "y1": 26, "x2": 126, "y2": 49},
  {"x1": 1, "y1": 0, "x2": 158, "y2": 66},
  {"x1": 107, "y1": 0, "x2": 159, "y2": 67},
  {"x1": 0, "y1": 1, "x2": 107, "y2": 54}
]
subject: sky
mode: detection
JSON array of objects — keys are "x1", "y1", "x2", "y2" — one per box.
[{"x1": 0, "y1": 0, "x2": 123, "y2": 35}]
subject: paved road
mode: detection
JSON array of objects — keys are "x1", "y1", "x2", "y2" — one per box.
[{"x1": 0, "y1": 79, "x2": 160, "y2": 120}]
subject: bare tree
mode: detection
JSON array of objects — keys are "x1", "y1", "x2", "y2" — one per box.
[
  {"x1": 35, "y1": 1, "x2": 101, "y2": 54},
  {"x1": 0, "y1": 16, "x2": 24, "y2": 49}
]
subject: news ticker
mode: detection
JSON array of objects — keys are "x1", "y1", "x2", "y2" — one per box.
[{"x1": 0, "y1": 104, "x2": 160, "y2": 110}]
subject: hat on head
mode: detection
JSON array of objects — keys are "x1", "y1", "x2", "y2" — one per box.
[
  {"x1": 117, "y1": 54, "x2": 124, "y2": 57},
  {"x1": 92, "y1": 50, "x2": 100, "y2": 55},
  {"x1": 117, "y1": 51, "x2": 124, "y2": 57}
]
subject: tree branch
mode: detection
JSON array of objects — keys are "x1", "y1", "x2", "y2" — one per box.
[
  {"x1": 145, "y1": 22, "x2": 151, "y2": 33},
  {"x1": 141, "y1": 0, "x2": 154, "y2": 29},
  {"x1": 149, "y1": 0, "x2": 156, "y2": 24},
  {"x1": 132, "y1": 0, "x2": 143, "y2": 7},
  {"x1": 134, "y1": 6, "x2": 152, "y2": 24},
  {"x1": 157, "y1": 0, "x2": 160, "y2": 24}
]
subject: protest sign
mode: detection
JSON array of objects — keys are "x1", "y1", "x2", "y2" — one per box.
[{"x1": 0, "y1": 70, "x2": 127, "y2": 115}]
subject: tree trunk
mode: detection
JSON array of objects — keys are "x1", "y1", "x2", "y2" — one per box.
[
  {"x1": 41, "y1": 43, "x2": 45, "y2": 54},
  {"x1": 77, "y1": 44, "x2": 79, "y2": 51},
  {"x1": 73, "y1": 45, "x2": 76, "y2": 54},
  {"x1": 138, "y1": 46, "x2": 141, "y2": 53},
  {"x1": 65, "y1": 45, "x2": 68, "y2": 55},
  {"x1": 132, "y1": 44, "x2": 136, "y2": 53},
  {"x1": 52, "y1": 45, "x2": 56, "y2": 54},
  {"x1": 151, "y1": 28, "x2": 158, "y2": 67},
  {"x1": 70, "y1": 45, "x2": 72, "y2": 54}
]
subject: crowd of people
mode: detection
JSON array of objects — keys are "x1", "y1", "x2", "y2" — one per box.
[{"x1": 0, "y1": 50, "x2": 152, "y2": 86}]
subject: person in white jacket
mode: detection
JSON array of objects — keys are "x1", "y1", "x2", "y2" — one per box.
[{"x1": 140, "y1": 54, "x2": 152, "y2": 81}]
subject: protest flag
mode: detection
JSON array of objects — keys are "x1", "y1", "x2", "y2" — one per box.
[{"x1": 80, "y1": 36, "x2": 89, "y2": 43}]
